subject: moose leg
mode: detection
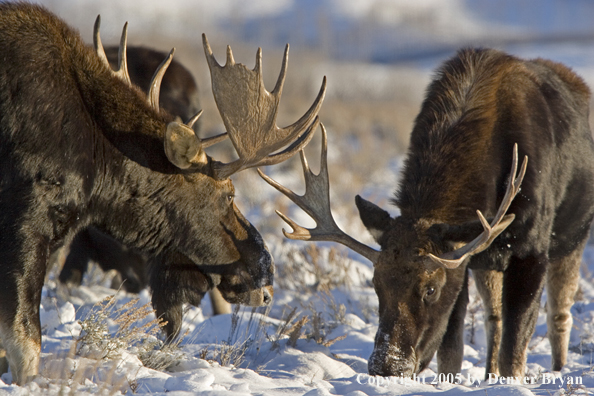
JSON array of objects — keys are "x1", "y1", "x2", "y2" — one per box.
[
  {"x1": 60, "y1": 227, "x2": 148, "y2": 293},
  {"x1": 546, "y1": 243, "x2": 583, "y2": 371},
  {"x1": 83, "y1": 227, "x2": 148, "y2": 293},
  {"x1": 209, "y1": 288, "x2": 231, "y2": 315},
  {"x1": 0, "y1": 339, "x2": 8, "y2": 376},
  {"x1": 473, "y1": 269, "x2": 503, "y2": 377},
  {"x1": 0, "y1": 240, "x2": 48, "y2": 384},
  {"x1": 499, "y1": 254, "x2": 547, "y2": 378},
  {"x1": 437, "y1": 269, "x2": 468, "y2": 375}
]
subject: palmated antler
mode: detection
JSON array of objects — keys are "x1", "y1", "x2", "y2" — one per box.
[
  {"x1": 258, "y1": 124, "x2": 380, "y2": 263},
  {"x1": 427, "y1": 144, "x2": 528, "y2": 269},
  {"x1": 93, "y1": 16, "x2": 131, "y2": 85},
  {"x1": 203, "y1": 34, "x2": 327, "y2": 180}
]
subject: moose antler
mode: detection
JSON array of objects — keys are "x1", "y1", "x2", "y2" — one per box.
[
  {"x1": 427, "y1": 144, "x2": 528, "y2": 269},
  {"x1": 146, "y1": 49, "x2": 175, "y2": 113},
  {"x1": 93, "y1": 16, "x2": 131, "y2": 85},
  {"x1": 258, "y1": 124, "x2": 380, "y2": 263},
  {"x1": 93, "y1": 15, "x2": 175, "y2": 115},
  {"x1": 203, "y1": 34, "x2": 327, "y2": 180}
]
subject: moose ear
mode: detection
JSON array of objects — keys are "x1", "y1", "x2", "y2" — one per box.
[
  {"x1": 164, "y1": 122, "x2": 207, "y2": 169},
  {"x1": 355, "y1": 195, "x2": 392, "y2": 243}
]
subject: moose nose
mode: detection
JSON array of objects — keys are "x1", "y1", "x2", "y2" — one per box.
[{"x1": 263, "y1": 287, "x2": 273, "y2": 305}]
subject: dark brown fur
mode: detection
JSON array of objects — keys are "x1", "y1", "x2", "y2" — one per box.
[
  {"x1": 0, "y1": 3, "x2": 273, "y2": 384},
  {"x1": 57, "y1": 46, "x2": 230, "y2": 317},
  {"x1": 358, "y1": 48, "x2": 594, "y2": 378}
]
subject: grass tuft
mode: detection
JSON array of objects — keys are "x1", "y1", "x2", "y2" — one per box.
[{"x1": 75, "y1": 295, "x2": 184, "y2": 371}]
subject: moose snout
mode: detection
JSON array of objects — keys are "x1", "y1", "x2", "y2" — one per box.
[
  {"x1": 246, "y1": 285, "x2": 274, "y2": 306},
  {"x1": 368, "y1": 330, "x2": 417, "y2": 377},
  {"x1": 220, "y1": 282, "x2": 274, "y2": 306},
  {"x1": 368, "y1": 350, "x2": 416, "y2": 378},
  {"x1": 263, "y1": 286, "x2": 273, "y2": 305}
]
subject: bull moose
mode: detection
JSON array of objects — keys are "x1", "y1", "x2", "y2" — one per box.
[
  {"x1": 0, "y1": 3, "x2": 325, "y2": 384},
  {"x1": 261, "y1": 48, "x2": 594, "y2": 379}
]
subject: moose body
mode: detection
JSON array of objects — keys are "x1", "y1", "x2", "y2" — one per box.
[
  {"x1": 262, "y1": 48, "x2": 594, "y2": 378},
  {"x1": 0, "y1": 3, "x2": 325, "y2": 384}
]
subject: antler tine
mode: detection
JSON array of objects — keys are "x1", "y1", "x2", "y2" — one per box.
[
  {"x1": 114, "y1": 22, "x2": 131, "y2": 85},
  {"x1": 215, "y1": 115, "x2": 320, "y2": 180},
  {"x1": 186, "y1": 110, "x2": 203, "y2": 129},
  {"x1": 258, "y1": 124, "x2": 381, "y2": 263},
  {"x1": 202, "y1": 133, "x2": 229, "y2": 148},
  {"x1": 148, "y1": 48, "x2": 175, "y2": 113},
  {"x1": 271, "y1": 44, "x2": 289, "y2": 96},
  {"x1": 251, "y1": 116, "x2": 320, "y2": 166},
  {"x1": 226, "y1": 45, "x2": 235, "y2": 66},
  {"x1": 183, "y1": 110, "x2": 228, "y2": 147},
  {"x1": 254, "y1": 47, "x2": 262, "y2": 74},
  {"x1": 202, "y1": 34, "x2": 222, "y2": 70},
  {"x1": 428, "y1": 144, "x2": 528, "y2": 269},
  {"x1": 282, "y1": 76, "x2": 326, "y2": 137},
  {"x1": 93, "y1": 16, "x2": 110, "y2": 68},
  {"x1": 493, "y1": 143, "x2": 527, "y2": 222},
  {"x1": 93, "y1": 16, "x2": 131, "y2": 86}
]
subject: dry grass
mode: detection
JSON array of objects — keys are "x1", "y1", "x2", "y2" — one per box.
[
  {"x1": 268, "y1": 307, "x2": 299, "y2": 352},
  {"x1": 275, "y1": 244, "x2": 354, "y2": 294},
  {"x1": 199, "y1": 305, "x2": 270, "y2": 368},
  {"x1": 287, "y1": 316, "x2": 310, "y2": 348},
  {"x1": 267, "y1": 287, "x2": 348, "y2": 353},
  {"x1": 75, "y1": 295, "x2": 184, "y2": 370},
  {"x1": 269, "y1": 304, "x2": 347, "y2": 350}
]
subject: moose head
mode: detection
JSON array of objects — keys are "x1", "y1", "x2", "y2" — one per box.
[
  {"x1": 92, "y1": 18, "x2": 327, "y2": 307},
  {"x1": 259, "y1": 126, "x2": 526, "y2": 377}
]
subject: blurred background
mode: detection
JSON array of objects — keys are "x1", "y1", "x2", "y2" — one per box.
[{"x1": 38, "y1": 0, "x2": 594, "y2": 242}]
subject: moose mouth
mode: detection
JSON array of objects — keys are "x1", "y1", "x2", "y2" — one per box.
[{"x1": 213, "y1": 267, "x2": 274, "y2": 307}]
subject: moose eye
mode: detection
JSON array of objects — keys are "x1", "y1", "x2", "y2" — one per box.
[
  {"x1": 226, "y1": 194, "x2": 234, "y2": 204},
  {"x1": 424, "y1": 286, "x2": 437, "y2": 302}
]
